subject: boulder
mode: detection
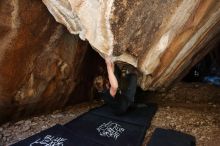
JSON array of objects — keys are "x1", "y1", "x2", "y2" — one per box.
[
  {"x1": 0, "y1": 0, "x2": 92, "y2": 123},
  {"x1": 43, "y1": 0, "x2": 220, "y2": 90}
]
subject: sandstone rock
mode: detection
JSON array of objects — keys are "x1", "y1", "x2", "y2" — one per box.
[
  {"x1": 43, "y1": 0, "x2": 220, "y2": 90},
  {"x1": 1, "y1": 0, "x2": 220, "y2": 124},
  {"x1": 0, "y1": 0, "x2": 94, "y2": 124}
]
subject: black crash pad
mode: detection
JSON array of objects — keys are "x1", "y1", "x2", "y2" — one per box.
[
  {"x1": 11, "y1": 124, "x2": 103, "y2": 146},
  {"x1": 147, "y1": 128, "x2": 196, "y2": 146},
  {"x1": 11, "y1": 104, "x2": 157, "y2": 146},
  {"x1": 64, "y1": 104, "x2": 157, "y2": 146}
]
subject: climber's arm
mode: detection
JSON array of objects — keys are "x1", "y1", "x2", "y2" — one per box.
[{"x1": 105, "y1": 56, "x2": 118, "y2": 97}]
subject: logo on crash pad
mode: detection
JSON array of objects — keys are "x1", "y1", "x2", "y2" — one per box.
[
  {"x1": 29, "y1": 135, "x2": 67, "y2": 146},
  {"x1": 97, "y1": 121, "x2": 125, "y2": 140}
]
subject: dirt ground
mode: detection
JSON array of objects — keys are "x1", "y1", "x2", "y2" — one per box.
[{"x1": 0, "y1": 82, "x2": 220, "y2": 146}]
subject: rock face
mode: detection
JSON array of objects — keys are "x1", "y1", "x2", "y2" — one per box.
[
  {"x1": 43, "y1": 0, "x2": 220, "y2": 90},
  {"x1": 1, "y1": 0, "x2": 220, "y2": 124},
  {"x1": 0, "y1": 0, "x2": 92, "y2": 123}
]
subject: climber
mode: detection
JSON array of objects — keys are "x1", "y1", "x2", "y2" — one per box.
[{"x1": 94, "y1": 56, "x2": 138, "y2": 115}]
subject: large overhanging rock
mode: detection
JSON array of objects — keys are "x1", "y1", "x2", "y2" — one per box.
[{"x1": 43, "y1": 0, "x2": 220, "y2": 90}]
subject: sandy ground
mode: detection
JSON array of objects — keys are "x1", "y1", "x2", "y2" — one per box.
[{"x1": 0, "y1": 82, "x2": 220, "y2": 146}]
